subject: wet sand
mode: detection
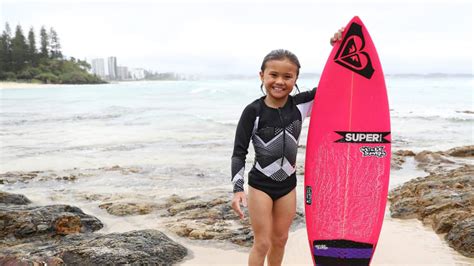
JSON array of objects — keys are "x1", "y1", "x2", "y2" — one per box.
[{"x1": 178, "y1": 216, "x2": 474, "y2": 265}]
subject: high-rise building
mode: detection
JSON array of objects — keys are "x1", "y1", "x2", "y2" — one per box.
[
  {"x1": 117, "y1": 66, "x2": 129, "y2": 80},
  {"x1": 107, "y1": 56, "x2": 117, "y2": 80},
  {"x1": 91, "y1": 58, "x2": 105, "y2": 78}
]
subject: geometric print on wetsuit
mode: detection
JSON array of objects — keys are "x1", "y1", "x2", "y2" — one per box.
[{"x1": 253, "y1": 120, "x2": 302, "y2": 182}]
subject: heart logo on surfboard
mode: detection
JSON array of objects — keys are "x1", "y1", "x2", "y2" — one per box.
[{"x1": 334, "y1": 22, "x2": 375, "y2": 79}]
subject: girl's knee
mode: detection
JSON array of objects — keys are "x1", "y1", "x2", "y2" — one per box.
[
  {"x1": 271, "y1": 233, "x2": 289, "y2": 248},
  {"x1": 253, "y1": 238, "x2": 271, "y2": 254}
]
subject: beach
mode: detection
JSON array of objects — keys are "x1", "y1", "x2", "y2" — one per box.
[
  {"x1": 1, "y1": 78, "x2": 473, "y2": 264},
  {"x1": 180, "y1": 219, "x2": 472, "y2": 265}
]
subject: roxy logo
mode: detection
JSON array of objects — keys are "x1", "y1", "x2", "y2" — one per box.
[
  {"x1": 360, "y1": 146, "x2": 387, "y2": 158},
  {"x1": 314, "y1": 245, "x2": 328, "y2": 250},
  {"x1": 335, "y1": 131, "x2": 390, "y2": 143},
  {"x1": 334, "y1": 22, "x2": 375, "y2": 79}
]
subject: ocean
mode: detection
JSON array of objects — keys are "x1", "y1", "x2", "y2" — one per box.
[
  {"x1": 1, "y1": 76, "x2": 472, "y2": 167},
  {"x1": 0, "y1": 76, "x2": 472, "y2": 202}
]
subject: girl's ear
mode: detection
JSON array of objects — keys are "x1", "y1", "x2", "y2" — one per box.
[{"x1": 259, "y1": 71, "x2": 264, "y2": 81}]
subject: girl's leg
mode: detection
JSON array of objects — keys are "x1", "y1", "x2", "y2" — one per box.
[
  {"x1": 267, "y1": 188, "x2": 296, "y2": 266},
  {"x1": 248, "y1": 186, "x2": 273, "y2": 266}
]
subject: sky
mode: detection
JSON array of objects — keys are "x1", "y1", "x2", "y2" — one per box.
[{"x1": 0, "y1": 0, "x2": 473, "y2": 76}]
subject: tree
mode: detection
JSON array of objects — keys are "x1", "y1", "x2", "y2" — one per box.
[
  {"x1": 0, "y1": 23, "x2": 12, "y2": 74},
  {"x1": 39, "y1": 26, "x2": 49, "y2": 59},
  {"x1": 11, "y1": 24, "x2": 29, "y2": 72},
  {"x1": 27, "y1": 27, "x2": 37, "y2": 66},
  {"x1": 49, "y1": 27, "x2": 62, "y2": 59}
]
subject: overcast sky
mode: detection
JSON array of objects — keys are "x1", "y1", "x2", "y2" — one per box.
[{"x1": 1, "y1": 0, "x2": 473, "y2": 75}]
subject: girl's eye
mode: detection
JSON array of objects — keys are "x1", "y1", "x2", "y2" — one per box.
[{"x1": 270, "y1": 73, "x2": 277, "y2": 77}]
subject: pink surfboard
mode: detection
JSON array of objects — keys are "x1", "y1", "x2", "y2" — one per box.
[{"x1": 304, "y1": 16, "x2": 391, "y2": 265}]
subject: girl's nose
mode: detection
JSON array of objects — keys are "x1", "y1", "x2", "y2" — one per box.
[{"x1": 275, "y1": 77, "x2": 285, "y2": 84}]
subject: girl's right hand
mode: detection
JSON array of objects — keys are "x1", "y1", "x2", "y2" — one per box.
[
  {"x1": 231, "y1": 191, "x2": 247, "y2": 220},
  {"x1": 330, "y1": 27, "x2": 345, "y2": 46}
]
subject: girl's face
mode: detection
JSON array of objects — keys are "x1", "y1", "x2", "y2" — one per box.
[{"x1": 259, "y1": 58, "x2": 298, "y2": 102}]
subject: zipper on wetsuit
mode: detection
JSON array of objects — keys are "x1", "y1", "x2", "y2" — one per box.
[{"x1": 278, "y1": 108, "x2": 285, "y2": 167}]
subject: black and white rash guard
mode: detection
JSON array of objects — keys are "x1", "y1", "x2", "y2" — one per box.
[{"x1": 231, "y1": 88, "x2": 317, "y2": 195}]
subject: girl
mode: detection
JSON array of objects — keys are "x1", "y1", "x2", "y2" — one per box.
[{"x1": 231, "y1": 29, "x2": 344, "y2": 266}]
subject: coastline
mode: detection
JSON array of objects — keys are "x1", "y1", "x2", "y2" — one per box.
[
  {"x1": 0, "y1": 80, "x2": 182, "y2": 90},
  {"x1": 1, "y1": 148, "x2": 473, "y2": 264},
  {"x1": 178, "y1": 216, "x2": 474, "y2": 265},
  {"x1": 0, "y1": 81, "x2": 74, "y2": 90}
]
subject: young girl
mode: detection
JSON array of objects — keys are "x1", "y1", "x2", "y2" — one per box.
[{"x1": 231, "y1": 30, "x2": 344, "y2": 266}]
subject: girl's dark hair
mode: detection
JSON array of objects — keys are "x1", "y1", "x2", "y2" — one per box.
[
  {"x1": 260, "y1": 49, "x2": 301, "y2": 95},
  {"x1": 260, "y1": 49, "x2": 301, "y2": 76}
]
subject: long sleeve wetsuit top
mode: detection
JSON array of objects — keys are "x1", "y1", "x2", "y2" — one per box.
[{"x1": 231, "y1": 88, "x2": 317, "y2": 197}]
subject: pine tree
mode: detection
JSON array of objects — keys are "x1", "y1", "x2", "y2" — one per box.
[
  {"x1": 11, "y1": 24, "x2": 29, "y2": 72},
  {"x1": 49, "y1": 27, "x2": 62, "y2": 59},
  {"x1": 40, "y1": 26, "x2": 49, "y2": 59},
  {"x1": 0, "y1": 23, "x2": 12, "y2": 74},
  {"x1": 27, "y1": 27, "x2": 37, "y2": 66}
]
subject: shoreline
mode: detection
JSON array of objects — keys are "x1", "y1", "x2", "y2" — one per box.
[
  {"x1": 0, "y1": 80, "x2": 185, "y2": 90},
  {"x1": 0, "y1": 81, "x2": 81, "y2": 90},
  {"x1": 1, "y1": 160, "x2": 473, "y2": 264},
  {"x1": 177, "y1": 216, "x2": 474, "y2": 265}
]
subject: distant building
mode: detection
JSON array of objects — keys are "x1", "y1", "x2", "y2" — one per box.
[
  {"x1": 130, "y1": 68, "x2": 145, "y2": 80},
  {"x1": 107, "y1": 56, "x2": 117, "y2": 80},
  {"x1": 117, "y1": 66, "x2": 129, "y2": 80},
  {"x1": 91, "y1": 58, "x2": 106, "y2": 78}
]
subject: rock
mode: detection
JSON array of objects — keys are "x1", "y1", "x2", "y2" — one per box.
[
  {"x1": 161, "y1": 192, "x2": 305, "y2": 247},
  {"x1": 446, "y1": 145, "x2": 474, "y2": 158},
  {"x1": 0, "y1": 230, "x2": 188, "y2": 265},
  {"x1": 99, "y1": 202, "x2": 159, "y2": 216},
  {"x1": 391, "y1": 154, "x2": 406, "y2": 170},
  {"x1": 394, "y1": 150, "x2": 416, "y2": 157},
  {"x1": 58, "y1": 230, "x2": 187, "y2": 264},
  {"x1": 0, "y1": 204, "x2": 103, "y2": 242},
  {"x1": 389, "y1": 197, "x2": 419, "y2": 219},
  {"x1": 414, "y1": 150, "x2": 455, "y2": 170},
  {"x1": 445, "y1": 217, "x2": 474, "y2": 258},
  {"x1": 389, "y1": 150, "x2": 416, "y2": 170},
  {"x1": 0, "y1": 256, "x2": 64, "y2": 266},
  {"x1": 389, "y1": 164, "x2": 474, "y2": 257},
  {"x1": 54, "y1": 215, "x2": 82, "y2": 235},
  {"x1": 432, "y1": 210, "x2": 472, "y2": 234},
  {"x1": 0, "y1": 191, "x2": 32, "y2": 205}
]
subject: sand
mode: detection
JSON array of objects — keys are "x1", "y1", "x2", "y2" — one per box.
[
  {"x1": 0, "y1": 81, "x2": 60, "y2": 89},
  {"x1": 178, "y1": 216, "x2": 474, "y2": 265}
]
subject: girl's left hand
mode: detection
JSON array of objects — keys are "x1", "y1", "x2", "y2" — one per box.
[{"x1": 330, "y1": 27, "x2": 345, "y2": 46}]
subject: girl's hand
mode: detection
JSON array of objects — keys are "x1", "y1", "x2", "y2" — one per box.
[
  {"x1": 231, "y1": 191, "x2": 247, "y2": 219},
  {"x1": 330, "y1": 27, "x2": 345, "y2": 46}
]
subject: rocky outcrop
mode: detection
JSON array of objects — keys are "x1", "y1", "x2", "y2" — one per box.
[
  {"x1": 0, "y1": 191, "x2": 31, "y2": 205},
  {"x1": 391, "y1": 150, "x2": 416, "y2": 170},
  {"x1": 159, "y1": 193, "x2": 304, "y2": 247},
  {"x1": 0, "y1": 230, "x2": 188, "y2": 265},
  {"x1": 413, "y1": 145, "x2": 473, "y2": 173},
  {"x1": 446, "y1": 217, "x2": 474, "y2": 258},
  {"x1": 0, "y1": 204, "x2": 103, "y2": 242},
  {"x1": 0, "y1": 165, "x2": 142, "y2": 185},
  {"x1": 446, "y1": 145, "x2": 474, "y2": 158},
  {"x1": 0, "y1": 192, "x2": 188, "y2": 264},
  {"x1": 389, "y1": 164, "x2": 474, "y2": 257},
  {"x1": 99, "y1": 202, "x2": 161, "y2": 216}
]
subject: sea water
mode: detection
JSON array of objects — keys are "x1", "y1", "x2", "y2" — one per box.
[
  {"x1": 1, "y1": 76, "x2": 472, "y2": 173},
  {"x1": 0, "y1": 76, "x2": 471, "y2": 201}
]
